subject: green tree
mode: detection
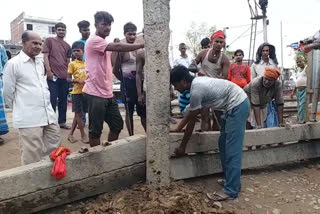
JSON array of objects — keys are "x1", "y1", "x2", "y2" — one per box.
[{"x1": 185, "y1": 22, "x2": 216, "y2": 57}]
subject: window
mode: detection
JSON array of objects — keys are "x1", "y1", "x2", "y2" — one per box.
[
  {"x1": 49, "y1": 26, "x2": 55, "y2": 34},
  {"x1": 26, "y1": 24, "x2": 33, "y2": 30}
]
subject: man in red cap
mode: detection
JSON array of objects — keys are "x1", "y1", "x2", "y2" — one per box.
[
  {"x1": 244, "y1": 67, "x2": 284, "y2": 129},
  {"x1": 191, "y1": 30, "x2": 230, "y2": 131}
]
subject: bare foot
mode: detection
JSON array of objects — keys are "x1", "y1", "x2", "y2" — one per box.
[{"x1": 67, "y1": 135, "x2": 77, "y2": 143}]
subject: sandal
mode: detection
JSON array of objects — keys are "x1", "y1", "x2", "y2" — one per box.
[
  {"x1": 67, "y1": 135, "x2": 77, "y2": 143},
  {"x1": 217, "y1": 179, "x2": 225, "y2": 187},
  {"x1": 81, "y1": 136, "x2": 89, "y2": 144},
  {"x1": 101, "y1": 141, "x2": 112, "y2": 147},
  {"x1": 79, "y1": 147, "x2": 89, "y2": 153},
  {"x1": 206, "y1": 191, "x2": 235, "y2": 201},
  {"x1": 60, "y1": 124, "x2": 71, "y2": 130}
]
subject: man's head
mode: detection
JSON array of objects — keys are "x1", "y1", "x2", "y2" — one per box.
[
  {"x1": 72, "y1": 41, "x2": 84, "y2": 60},
  {"x1": 261, "y1": 45, "x2": 270, "y2": 60},
  {"x1": 179, "y1": 43, "x2": 187, "y2": 55},
  {"x1": 210, "y1": 30, "x2": 226, "y2": 51},
  {"x1": 123, "y1": 22, "x2": 137, "y2": 44},
  {"x1": 21, "y1": 31, "x2": 42, "y2": 58},
  {"x1": 234, "y1": 49, "x2": 244, "y2": 63},
  {"x1": 255, "y1": 43, "x2": 278, "y2": 65},
  {"x1": 296, "y1": 56, "x2": 306, "y2": 69},
  {"x1": 77, "y1": 20, "x2": 90, "y2": 40},
  {"x1": 170, "y1": 65, "x2": 194, "y2": 93},
  {"x1": 94, "y1": 11, "x2": 114, "y2": 38},
  {"x1": 263, "y1": 67, "x2": 281, "y2": 88},
  {"x1": 55, "y1": 22, "x2": 67, "y2": 39},
  {"x1": 201, "y1": 37, "x2": 210, "y2": 49}
]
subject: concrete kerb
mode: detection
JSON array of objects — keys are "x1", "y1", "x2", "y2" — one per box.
[
  {"x1": 0, "y1": 135, "x2": 146, "y2": 213},
  {"x1": 169, "y1": 122, "x2": 320, "y2": 155},
  {"x1": 2, "y1": 124, "x2": 320, "y2": 213}
]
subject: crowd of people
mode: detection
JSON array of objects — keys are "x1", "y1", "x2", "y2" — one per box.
[{"x1": 0, "y1": 10, "x2": 308, "y2": 202}]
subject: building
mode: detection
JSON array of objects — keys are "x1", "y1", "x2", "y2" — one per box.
[
  {"x1": 10, "y1": 12, "x2": 62, "y2": 44},
  {"x1": 0, "y1": 40, "x2": 22, "y2": 59}
]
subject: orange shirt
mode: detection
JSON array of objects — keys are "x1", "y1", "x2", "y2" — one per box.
[{"x1": 228, "y1": 63, "x2": 251, "y2": 88}]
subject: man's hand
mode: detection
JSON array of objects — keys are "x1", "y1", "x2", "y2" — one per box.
[
  {"x1": 290, "y1": 92, "x2": 294, "y2": 99},
  {"x1": 47, "y1": 71, "x2": 54, "y2": 80},
  {"x1": 74, "y1": 79, "x2": 85, "y2": 84},
  {"x1": 198, "y1": 69, "x2": 206, "y2": 76},
  {"x1": 174, "y1": 146, "x2": 186, "y2": 157},
  {"x1": 138, "y1": 94, "x2": 145, "y2": 106}
]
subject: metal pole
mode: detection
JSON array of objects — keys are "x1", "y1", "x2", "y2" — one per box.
[
  {"x1": 310, "y1": 50, "x2": 320, "y2": 121},
  {"x1": 280, "y1": 21, "x2": 284, "y2": 69},
  {"x1": 280, "y1": 21, "x2": 284, "y2": 85},
  {"x1": 263, "y1": 17, "x2": 268, "y2": 43}
]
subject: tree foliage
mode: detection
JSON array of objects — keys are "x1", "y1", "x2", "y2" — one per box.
[{"x1": 185, "y1": 22, "x2": 216, "y2": 57}]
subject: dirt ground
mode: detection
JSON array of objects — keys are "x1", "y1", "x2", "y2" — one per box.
[
  {"x1": 3, "y1": 105, "x2": 320, "y2": 213},
  {"x1": 44, "y1": 160, "x2": 320, "y2": 214}
]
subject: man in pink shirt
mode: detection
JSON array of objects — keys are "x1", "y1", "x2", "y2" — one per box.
[{"x1": 83, "y1": 11, "x2": 144, "y2": 147}]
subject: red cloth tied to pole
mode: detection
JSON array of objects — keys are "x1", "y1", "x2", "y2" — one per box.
[{"x1": 50, "y1": 146, "x2": 71, "y2": 179}]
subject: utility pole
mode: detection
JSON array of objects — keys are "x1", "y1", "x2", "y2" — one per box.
[
  {"x1": 143, "y1": 0, "x2": 171, "y2": 187},
  {"x1": 280, "y1": 21, "x2": 284, "y2": 69},
  {"x1": 223, "y1": 27, "x2": 229, "y2": 52},
  {"x1": 260, "y1": 0, "x2": 268, "y2": 43}
]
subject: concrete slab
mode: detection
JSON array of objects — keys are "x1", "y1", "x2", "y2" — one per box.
[
  {"x1": 0, "y1": 163, "x2": 145, "y2": 214},
  {"x1": 169, "y1": 122, "x2": 320, "y2": 155},
  {"x1": 0, "y1": 135, "x2": 146, "y2": 213},
  {"x1": 170, "y1": 140, "x2": 320, "y2": 180}
]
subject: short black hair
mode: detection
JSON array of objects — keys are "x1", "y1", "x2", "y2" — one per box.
[
  {"x1": 77, "y1": 20, "x2": 90, "y2": 30},
  {"x1": 234, "y1": 49, "x2": 244, "y2": 56},
  {"x1": 179, "y1": 43, "x2": 186, "y2": 47},
  {"x1": 21, "y1": 31, "x2": 30, "y2": 43},
  {"x1": 72, "y1": 41, "x2": 85, "y2": 50},
  {"x1": 55, "y1": 22, "x2": 66, "y2": 29},
  {"x1": 124, "y1": 22, "x2": 137, "y2": 34},
  {"x1": 170, "y1": 65, "x2": 194, "y2": 84},
  {"x1": 94, "y1": 11, "x2": 114, "y2": 25},
  {"x1": 200, "y1": 38, "x2": 210, "y2": 47}
]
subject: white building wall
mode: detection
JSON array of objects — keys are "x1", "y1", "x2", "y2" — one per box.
[{"x1": 24, "y1": 21, "x2": 56, "y2": 40}]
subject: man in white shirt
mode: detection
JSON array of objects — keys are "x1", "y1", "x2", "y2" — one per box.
[
  {"x1": 3, "y1": 31, "x2": 60, "y2": 165},
  {"x1": 173, "y1": 43, "x2": 192, "y2": 68}
]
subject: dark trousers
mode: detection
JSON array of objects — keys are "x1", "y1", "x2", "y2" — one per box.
[{"x1": 47, "y1": 78, "x2": 69, "y2": 124}]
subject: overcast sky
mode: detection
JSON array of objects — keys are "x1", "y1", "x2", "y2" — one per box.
[{"x1": 1, "y1": 0, "x2": 319, "y2": 67}]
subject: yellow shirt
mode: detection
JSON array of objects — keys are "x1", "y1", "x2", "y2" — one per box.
[{"x1": 67, "y1": 60, "x2": 86, "y2": 94}]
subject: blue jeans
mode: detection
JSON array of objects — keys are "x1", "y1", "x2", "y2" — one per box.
[
  {"x1": 218, "y1": 98, "x2": 250, "y2": 198},
  {"x1": 47, "y1": 78, "x2": 69, "y2": 124}
]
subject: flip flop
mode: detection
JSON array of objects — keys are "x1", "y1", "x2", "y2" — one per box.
[
  {"x1": 60, "y1": 124, "x2": 71, "y2": 130},
  {"x1": 101, "y1": 141, "x2": 112, "y2": 147},
  {"x1": 81, "y1": 136, "x2": 89, "y2": 144},
  {"x1": 217, "y1": 179, "x2": 225, "y2": 187},
  {"x1": 67, "y1": 135, "x2": 77, "y2": 143},
  {"x1": 79, "y1": 147, "x2": 89, "y2": 153},
  {"x1": 206, "y1": 191, "x2": 235, "y2": 201}
]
